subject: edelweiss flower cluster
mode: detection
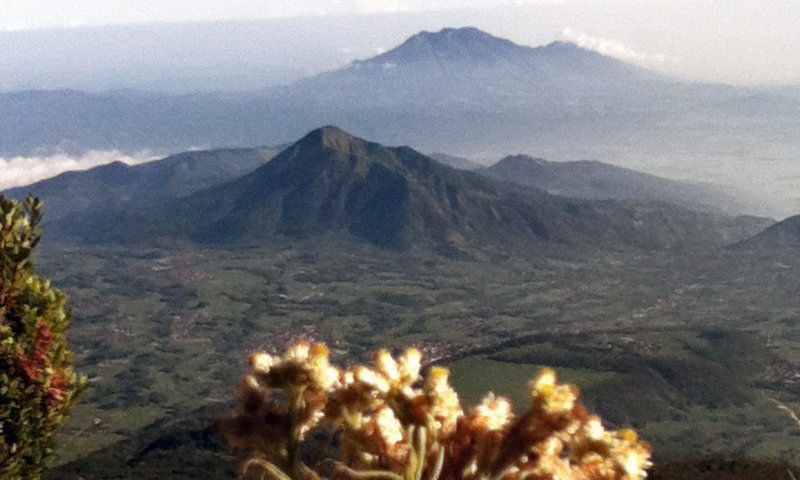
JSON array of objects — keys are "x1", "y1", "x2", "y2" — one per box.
[{"x1": 218, "y1": 342, "x2": 651, "y2": 480}]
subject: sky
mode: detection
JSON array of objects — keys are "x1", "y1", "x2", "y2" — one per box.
[
  {"x1": 1, "y1": 0, "x2": 800, "y2": 88},
  {"x1": 6, "y1": 1, "x2": 587, "y2": 29}
]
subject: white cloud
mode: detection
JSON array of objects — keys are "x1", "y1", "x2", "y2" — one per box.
[
  {"x1": 0, "y1": 150, "x2": 156, "y2": 190},
  {"x1": 0, "y1": 21, "x2": 30, "y2": 32},
  {"x1": 561, "y1": 26, "x2": 679, "y2": 65}
]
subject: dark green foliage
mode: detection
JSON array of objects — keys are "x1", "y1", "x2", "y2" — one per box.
[
  {"x1": 450, "y1": 325, "x2": 800, "y2": 465},
  {"x1": 650, "y1": 459, "x2": 798, "y2": 480},
  {"x1": 0, "y1": 196, "x2": 85, "y2": 480},
  {"x1": 45, "y1": 406, "x2": 235, "y2": 480}
]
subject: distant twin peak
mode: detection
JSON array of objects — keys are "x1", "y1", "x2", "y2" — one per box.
[
  {"x1": 360, "y1": 26, "x2": 589, "y2": 66},
  {"x1": 408, "y1": 26, "x2": 497, "y2": 41}
]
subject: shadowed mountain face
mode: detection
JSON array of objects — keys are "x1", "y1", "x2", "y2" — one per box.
[
  {"x1": 482, "y1": 155, "x2": 754, "y2": 216},
  {"x1": 51, "y1": 126, "x2": 771, "y2": 251}
]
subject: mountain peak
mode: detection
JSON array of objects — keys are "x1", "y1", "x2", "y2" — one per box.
[
  {"x1": 297, "y1": 125, "x2": 362, "y2": 153},
  {"x1": 495, "y1": 154, "x2": 549, "y2": 167},
  {"x1": 340, "y1": 26, "x2": 640, "y2": 79},
  {"x1": 362, "y1": 26, "x2": 524, "y2": 66},
  {"x1": 408, "y1": 26, "x2": 501, "y2": 43},
  {"x1": 542, "y1": 40, "x2": 582, "y2": 51}
]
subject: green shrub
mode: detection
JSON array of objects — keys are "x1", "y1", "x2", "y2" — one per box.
[{"x1": 0, "y1": 196, "x2": 86, "y2": 480}]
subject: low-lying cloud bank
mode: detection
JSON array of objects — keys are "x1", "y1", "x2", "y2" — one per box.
[{"x1": 0, "y1": 150, "x2": 157, "y2": 191}]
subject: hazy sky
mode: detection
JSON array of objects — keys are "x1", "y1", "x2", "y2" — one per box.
[{"x1": 2, "y1": 0, "x2": 800, "y2": 87}]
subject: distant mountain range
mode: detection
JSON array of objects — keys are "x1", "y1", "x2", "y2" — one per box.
[
  {"x1": 428, "y1": 153, "x2": 484, "y2": 171},
  {"x1": 3, "y1": 139, "x2": 757, "y2": 226},
  {"x1": 0, "y1": 27, "x2": 683, "y2": 158},
  {"x1": 4, "y1": 146, "x2": 278, "y2": 222},
  {"x1": 12, "y1": 126, "x2": 768, "y2": 252},
  {"x1": 278, "y1": 27, "x2": 666, "y2": 107},
  {"x1": 481, "y1": 155, "x2": 751, "y2": 216},
  {"x1": 2, "y1": 27, "x2": 798, "y2": 221}
]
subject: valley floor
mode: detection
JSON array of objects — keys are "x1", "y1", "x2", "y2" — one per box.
[{"x1": 38, "y1": 238, "x2": 800, "y2": 479}]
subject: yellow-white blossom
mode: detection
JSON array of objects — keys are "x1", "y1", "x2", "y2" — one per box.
[
  {"x1": 375, "y1": 349, "x2": 400, "y2": 382},
  {"x1": 374, "y1": 406, "x2": 405, "y2": 446},
  {"x1": 220, "y1": 342, "x2": 652, "y2": 480},
  {"x1": 249, "y1": 352, "x2": 277, "y2": 373},
  {"x1": 398, "y1": 348, "x2": 422, "y2": 382},
  {"x1": 355, "y1": 366, "x2": 390, "y2": 393},
  {"x1": 473, "y1": 393, "x2": 512, "y2": 431}
]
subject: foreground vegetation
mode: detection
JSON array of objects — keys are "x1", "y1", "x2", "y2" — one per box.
[
  {"x1": 219, "y1": 341, "x2": 650, "y2": 480},
  {"x1": 0, "y1": 197, "x2": 84, "y2": 479}
]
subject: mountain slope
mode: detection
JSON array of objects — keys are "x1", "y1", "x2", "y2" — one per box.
[
  {"x1": 348, "y1": 28, "x2": 659, "y2": 86},
  {"x1": 3, "y1": 146, "x2": 278, "y2": 222},
  {"x1": 735, "y1": 215, "x2": 800, "y2": 251},
  {"x1": 428, "y1": 153, "x2": 484, "y2": 170},
  {"x1": 482, "y1": 155, "x2": 753, "y2": 216},
  {"x1": 55, "y1": 127, "x2": 770, "y2": 252},
  {"x1": 279, "y1": 27, "x2": 668, "y2": 107}
]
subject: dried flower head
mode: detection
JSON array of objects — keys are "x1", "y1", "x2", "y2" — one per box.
[
  {"x1": 472, "y1": 393, "x2": 512, "y2": 431},
  {"x1": 218, "y1": 342, "x2": 652, "y2": 480}
]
